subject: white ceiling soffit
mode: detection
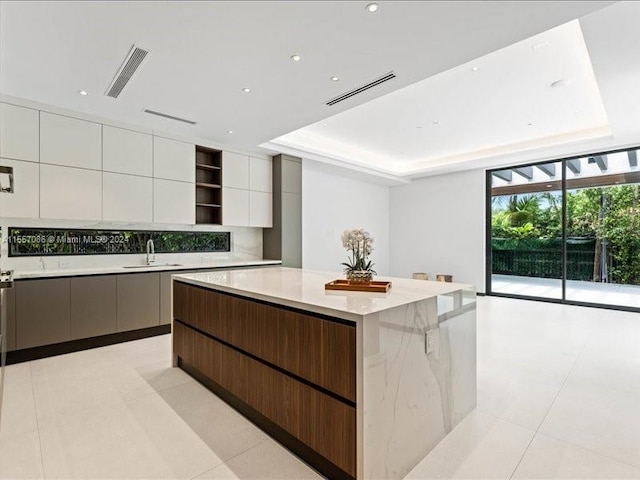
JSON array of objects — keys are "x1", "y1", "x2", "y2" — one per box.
[
  {"x1": 0, "y1": 1, "x2": 612, "y2": 159},
  {"x1": 268, "y1": 19, "x2": 611, "y2": 177}
]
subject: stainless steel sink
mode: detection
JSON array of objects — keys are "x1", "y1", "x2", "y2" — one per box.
[{"x1": 122, "y1": 263, "x2": 183, "y2": 269}]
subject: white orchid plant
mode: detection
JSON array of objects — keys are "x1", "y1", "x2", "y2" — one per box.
[{"x1": 341, "y1": 228, "x2": 376, "y2": 276}]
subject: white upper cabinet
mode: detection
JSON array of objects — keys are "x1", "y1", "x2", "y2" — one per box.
[
  {"x1": 249, "y1": 156, "x2": 272, "y2": 193},
  {"x1": 249, "y1": 191, "x2": 273, "y2": 227},
  {"x1": 153, "y1": 136, "x2": 195, "y2": 183},
  {"x1": 40, "y1": 164, "x2": 102, "y2": 220},
  {"x1": 0, "y1": 158, "x2": 39, "y2": 218},
  {"x1": 222, "y1": 151, "x2": 249, "y2": 189},
  {"x1": 0, "y1": 103, "x2": 39, "y2": 162},
  {"x1": 153, "y1": 178, "x2": 195, "y2": 225},
  {"x1": 103, "y1": 125, "x2": 152, "y2": 177},
  {"x1": 222, "y1": 187, "x2": 249, "y2": 226},
  {"x1": 103, "y1": 172, "x2": 153, "y2": 223},
  {"x1": 40, "y1": 112, "x2": 102, "y2": 170}
]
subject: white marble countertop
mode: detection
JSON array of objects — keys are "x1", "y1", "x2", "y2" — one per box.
[
  {"x1": 13, "y1": 259, "x2": 282, "y2": 280},
  {"x1": 174, "y1": 267, "x2": 474, "y2": 322}
]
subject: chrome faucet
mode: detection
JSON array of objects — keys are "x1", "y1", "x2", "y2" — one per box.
[{"x1": 146, "y1": 239, "x2": 155, "y2": 265}]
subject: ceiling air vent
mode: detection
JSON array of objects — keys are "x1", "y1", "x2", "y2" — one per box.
[
  {"x1": 326, "y1": 71, "x2": 396, "y2": 106},
  {"x1": 105, "y1": 45, "x2": 149, "y2": 98},
  {"x1": 143, "y1": 109, "x2": 197, "y2": 125}
]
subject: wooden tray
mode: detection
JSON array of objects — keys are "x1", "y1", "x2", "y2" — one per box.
[{"x1": 325, "y1": 279, "x2": 392, "y2": 293}]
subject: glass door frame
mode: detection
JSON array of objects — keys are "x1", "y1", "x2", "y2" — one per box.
[{"x1": 485, "y1": 144, "x2": 640, "y2": 314}]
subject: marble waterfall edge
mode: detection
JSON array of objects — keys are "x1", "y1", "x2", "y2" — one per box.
[{"x1": 361, "y1": 296, "x2": 477, "y2": 479}]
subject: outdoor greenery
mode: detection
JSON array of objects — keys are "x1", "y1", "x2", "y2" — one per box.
[
  {"x1": 8, "y1": 228, "x2": 230, "y2": 256},
  {"x1": 492, "y1": 184, "x2": 640, "y2": 285}
]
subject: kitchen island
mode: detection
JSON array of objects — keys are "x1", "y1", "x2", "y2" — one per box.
[{"x1": 172, "y1": 267, "x2": 476, "y2": 480}]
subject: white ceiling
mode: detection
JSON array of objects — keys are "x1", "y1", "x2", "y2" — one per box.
[
  {"x1": 269, "y1": 20, "x2": 611, "y2": 176},
  {"x1": 0, "y1": 1, "x2": 613, "y2": 174}
]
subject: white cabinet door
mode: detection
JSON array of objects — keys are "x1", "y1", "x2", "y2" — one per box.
[
  {"x1": 222, "y1": 151, "x2": 249, "y2": 189},
  {"x1": 153, "y1": 179, "x2": 195, "y2": 225},
  {"x1": 0, "y1": 103, "x2": 39, "y2": 162},
  {"x1": 40, "y1": 112, "x2": 102, "y2": 170},
  {"x1": 153, "y1": 136, "x2": 194, "y2": 183},
  {"x1": 222, "y1": 187, "x2": 249, "y2": 226},
  {"x1": 249, "y1": 156, "x2": 272, "y2": 193},
  {"x1": 40, "y1": 164, "x2": 102, "y2": 220},
  {"x1": 103, "y1": 126, "x2": 152, "y2": 177},
  {"x1": 249, "y1": 191, "x2": 273, "y2": 227},
  {"x1": 0, "y1": 158, "x2": 39, "y2": 218},
  {"x1": 103, "y1": 172, "x2": 152, "y2": 223}
]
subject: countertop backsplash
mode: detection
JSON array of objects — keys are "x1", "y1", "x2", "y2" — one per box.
[{"x1": 1, "y1": 217, "x2": 264, "y2": 273}]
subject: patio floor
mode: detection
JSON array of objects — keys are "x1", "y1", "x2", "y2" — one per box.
[{"x1": 491, "y1": 274, "x2": 640, "y2": 309}]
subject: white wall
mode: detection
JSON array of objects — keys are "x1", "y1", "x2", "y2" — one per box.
[
  {"x1": 389, "y1": 168, "x2": 486, "y2": 291},
  {"x1": 302, "y1": 161, "x2": 390, "y2": 276}
]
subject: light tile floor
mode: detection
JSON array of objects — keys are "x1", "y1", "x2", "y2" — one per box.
[{"x1": 1, "y1": 296, "x2": 639, "y2": 479}]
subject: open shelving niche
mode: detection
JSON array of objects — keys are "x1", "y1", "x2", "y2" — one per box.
[{"x1": 195, "y1": 146, "x2": 222, "y2": 224}]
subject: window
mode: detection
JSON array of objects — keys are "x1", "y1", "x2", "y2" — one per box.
[{"x1": 487, "y1": 146, "x2": 640, "y2": 311}]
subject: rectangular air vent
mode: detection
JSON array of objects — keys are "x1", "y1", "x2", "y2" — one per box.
[
  {"x1": 105, "y1": 45, "x2": 149, "y2": 98},
  {"x1": 326, "y1": 71, "x2": 396, "y2": 106},
  {"x1": 143, "y1": 109, "x2": 197, "y2": 125}
]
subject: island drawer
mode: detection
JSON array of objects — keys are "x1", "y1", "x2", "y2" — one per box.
[
  {"x1": 173, "y1": 320, "x2": 356, "y2": 478},
  {"x1": 173, "y1": 281, "x2": 356, "y2": 402}
]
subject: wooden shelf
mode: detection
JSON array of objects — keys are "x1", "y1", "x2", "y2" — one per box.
[
  {"x1": 196, "y1": 146, "x2": 222, "y2": 225},
  {"x1": 196, "y1": 164, "x2": 221, "y2": 171}
]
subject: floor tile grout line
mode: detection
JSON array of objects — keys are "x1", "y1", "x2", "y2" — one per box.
[
  {"x1": 28, "y1": 361, "x2": 47, "y2": 480},
  {"x1": 540, "y1": 430, "x2": 640, "y2": 473},
  {"x1": 507, "y1": 329, "x2": 591, "y2": 480},
  {"x1": 188, "y1": 438, "x2": 271, "y2": 480},
  {"x1": 474, "y1": 408, "x2": 538, "y2": 435}
]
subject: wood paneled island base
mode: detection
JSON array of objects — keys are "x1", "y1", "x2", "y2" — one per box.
[
  {"x1": 172, "y1": 268, "x2": 477, "y2": 480},
  {"x1": 173, "y1": 281, "x2": 357, "y2": 479}
]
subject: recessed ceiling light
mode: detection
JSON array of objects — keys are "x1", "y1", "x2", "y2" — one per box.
[
  {"x1": 290, "y1": 54, "x2": 301, "y2": 62},
  {"x1": 330, "y1": 76, "x2": 340, "y2": 82},
  {"x1": 546, "y1": 184, "x2": 552, "y2": 187},
  {"x1": 432, "y1": 121, "x2": 439, "y2": 125},
  {"x1": 78, "y1": 90, "x2": 88, "y2": 96},
  {"x1": 241, "y1": 87, "x2": 251, "y2": 93},
  {"x1": 366, "y1": 3, "x2": 379, "y2": 13},
  {"x1": 532, "y1": 41, "x2": 550, "y2": 51},
  {"x1": 226, "y1": 130, "x2": 234, "y2": 134},
  {"x1": 550, "y1": 78, "x2": 572, "y2": 88},
  {"x1": 471, "y1": 66, "x2": 479, "y2": 72},
  {"x1": 416, "y1": 125, "x2": 422, "y2": 129}
]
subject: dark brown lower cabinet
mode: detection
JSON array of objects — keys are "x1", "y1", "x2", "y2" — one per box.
[
  {"x1": 16, "y1": 278, "x2": 71, "y2": 349},
  {"x1": 70, "y1": 276, "x2": 117, "y2": 340},
  {"x1": 173, "y1": 281, "x2": 357, "y2": 479}
]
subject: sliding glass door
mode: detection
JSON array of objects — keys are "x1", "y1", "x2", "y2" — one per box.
[
  {"x1": 487, "y1": 146, "x2": 640, "y2": 311},
  {"x1": 565, "y1": 149, "x2": 640, "y2": 309},
  {"x1": 490, "y1": 161, "x2": 563, "y2": 299}
]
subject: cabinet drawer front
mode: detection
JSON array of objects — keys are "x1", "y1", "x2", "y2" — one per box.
[
  {"x1": 174, "y1": 321, "x2": 356, "y2": 477},
  {"x1": 0, "y1": 103, "x2": 39, "y2": 162},
  {"x1": 40, "y1": 112, "x2": 101, "y2": 170},
  {"x1": 103, "y1": 125, "x2": 152, "y2": 177},
  {"x1": 173, "y1": 282, "x2": 356, "y2": 402},
  {"x1": 16, "y1": 278, "x2": 71, "y2": 349}
]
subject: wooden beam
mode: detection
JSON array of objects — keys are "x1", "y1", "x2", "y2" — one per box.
[
  {"x1": 491, "y1": 171, "x2": 640, "y2": 196},
  {"x1": 536, "y1": 164, "x2": 556, "y2": 177},
  {"x1": 513, "y1": 167, "x2": 533, "y2": 180},
  {"x1": 493, "y1": 170, "x2": 512, "y2": 182},
  {"x1": 628, "y1": 150, "x2": 638, "y2": 168},
  {"x1": 566, "y1": 159, "x2": 581, "y2": 174}
]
